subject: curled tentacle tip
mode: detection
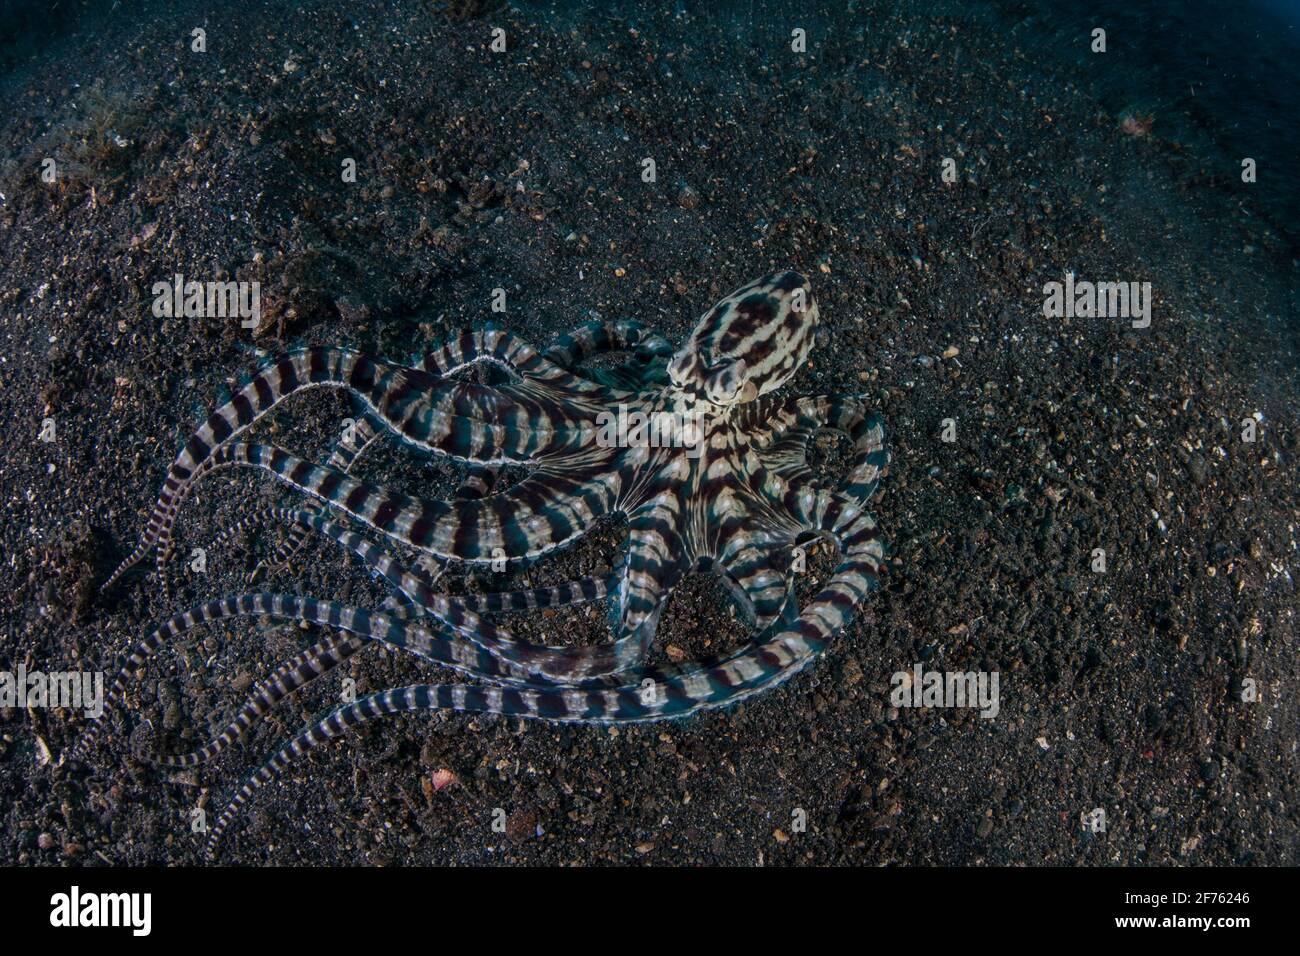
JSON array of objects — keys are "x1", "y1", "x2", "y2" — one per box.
[
  {"x1": 204, "y1": 826, "x2": 230, "y2": 861},
  {"x1": 100, "y1": 562, "x2": 133, "y2": 593}
]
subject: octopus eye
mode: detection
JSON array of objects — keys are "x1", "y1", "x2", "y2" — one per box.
[
  {"x1": 705, "y1": 358, "x2": 748, "y2": 404},
  {"x1": 667, "y1": 349, "x2": 695, "y2": 387}
]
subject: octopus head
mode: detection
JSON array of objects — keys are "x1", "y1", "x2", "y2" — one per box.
[{"x1": 668, "y1": 271, "x2": 819, "y2": 410}]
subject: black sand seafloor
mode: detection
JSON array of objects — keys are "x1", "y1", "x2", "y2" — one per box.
[{"x1": 0, "y1": 0, "x2": 1296, "y2": 866}]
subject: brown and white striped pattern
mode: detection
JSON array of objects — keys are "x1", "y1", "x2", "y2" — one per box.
[{"x1": 70, "y1": 273, "x2": 890, "y2": 861}]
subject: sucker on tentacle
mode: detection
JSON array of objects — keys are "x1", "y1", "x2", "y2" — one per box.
[{"x1": 70, "y1": 274, "x2": 890, "y2": 860}]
